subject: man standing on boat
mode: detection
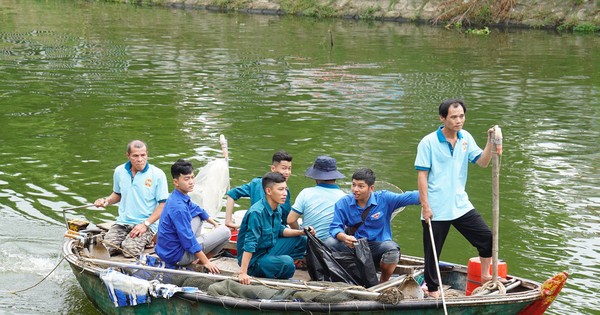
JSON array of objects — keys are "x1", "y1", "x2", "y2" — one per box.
[
  {"x1": 287, "y1": 155, "x2": 346, "y2": 241},
  {"x1": 327, "y1": 168, "x2": 420, "y2": 283},
  {"x1": 155, "y1": 159, "x2": 231, "y2": 273},
  {"x1": 237, "y1": 172, "x2": 315, "y2": 285},
  {"x1": 224, "y1": 150, "x2": 293, "y2": 229},
  {"x1": 415, "y1": 99, "x2": 498, "y2": 298},
  {"x1": 94, "y1": 140, "x2": 169, "y2": 257}
]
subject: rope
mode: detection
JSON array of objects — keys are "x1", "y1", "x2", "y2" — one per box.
[
  {"x1": 3, "y1": 255, "x2": 66, "y2": 294},
  {"x1": 471, "y1": 279, "x2": 506, "y2": 295},
  {"x1": 377, "y1": 286, "x2": 404, "y2": 304}
]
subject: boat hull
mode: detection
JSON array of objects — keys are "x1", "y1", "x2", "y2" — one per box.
[{"x1": 63, "y1": 239, "x2": 563, "y2": 315}]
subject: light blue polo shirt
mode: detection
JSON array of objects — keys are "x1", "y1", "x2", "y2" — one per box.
[
  {"x1": 291, "y1": 183, "x2": 346, "y2": 240},
  {"x1": 113, "y1": 161, "x2": 169, "y2": 232},
  {"x1": 415, "y1": 126, "x2": 482, "y2": 221}
]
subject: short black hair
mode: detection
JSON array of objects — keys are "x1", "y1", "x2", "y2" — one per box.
[
  {"x1": 439, "y1": 99, "x2": 467, "y2": 118},
  {"x1": 171, "y1": 159, "x2": 194, "y2": 179},
  {"x1": 352, "y1": 168, "x2": 376, "y2": 186},
  {"x1": 262, "y1": 172, "x2": 286, "y2": 192},
  {"x1": 272, "y1": 150, "x2": 292, "y2": 164}
]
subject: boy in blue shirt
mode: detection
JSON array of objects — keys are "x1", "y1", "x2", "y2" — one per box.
[
  {"x1": 155, "y1": 159, "x2": 231, "y2": 273},
  {"x1": 327, "y1": 168, "x2": 420, "y2": 283},
  {"x1": 237, "y1": 172, "x2": 315, "y2": 285},
  {"x1": 224, "y1": 150, "x2": 293, "y2": 230}
]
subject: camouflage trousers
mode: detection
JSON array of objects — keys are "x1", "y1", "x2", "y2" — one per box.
[{"x1": 103, "y1": 224, "x2": 154, "y2": 258}]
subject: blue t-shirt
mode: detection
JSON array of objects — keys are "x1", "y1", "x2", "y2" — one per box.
[
  {"x1": 330, "y1": 190, "x2": 420, "y2": 242},
  {"x1": 155, "y1": 189, "x2": 210, "y2": 265},
  {"x1": 226, "y1": 177, "x2": 291, "y2": 224},
  {"x1": 113, "y1": 161, "x2": 169, "y2": 232},
  {"x1": 414, "y1": 126, "x2": 482, "y2": 221},
  {"x1": 236, "y1": 197, "x2": 286, "y2": 269},
  {"x1": 291, "y1": 183, "x2": 345, "y2": 240}
]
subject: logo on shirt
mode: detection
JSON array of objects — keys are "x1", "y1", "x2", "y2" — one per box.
[
  {"x1": 371, "y1": 212, "x2": 382, "y2": 220},
  {"x1": 145, "y1": 178, "x2": 152, "y2": 187},
  {"x1": 462, "y1": 141, "x2": 468, "y2": 152}
]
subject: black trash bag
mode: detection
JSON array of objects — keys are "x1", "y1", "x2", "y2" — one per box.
[
  {"x1": 353, "y1": 238, "x2": 379, "y2": 288},
  {"x1": 304, "y1": 229, "x2": 379, "y2": 288}
]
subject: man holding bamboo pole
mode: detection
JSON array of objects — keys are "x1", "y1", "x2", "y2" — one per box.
[{"x1": 415, "y1": 99, "x2": 503, "y2": 298}]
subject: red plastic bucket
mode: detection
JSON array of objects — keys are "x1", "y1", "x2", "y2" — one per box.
[
  {"x1": 228, "y1": 230, "x2": 238, "y2": 256},
  {"x1": 466, "y1": 257, "x2": 508, "y2": 296}
]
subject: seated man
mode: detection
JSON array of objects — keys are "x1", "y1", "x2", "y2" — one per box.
[
  {"x1": 237, "y1": 172, "x2": 315, "y2": 285},
  {"x1": 224, "y1": 150, "x2": 293, "y2": 229},
  {"x1": 94, "y1": 140, "x2": 169, "y2": 257},
  {"x1": 326, "y1": 168, "x2": 420, "y2": 283},
  {"x1": 287, "y1": 155, "x2": 346, "y2": 240},
  {"x1": 155, "y1": 159, "x2": 231, "y2": 273}
]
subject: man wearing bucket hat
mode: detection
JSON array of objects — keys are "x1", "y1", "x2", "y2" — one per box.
[{"x1": 287, "y1": 156, "x2": 346, "y2": 241}]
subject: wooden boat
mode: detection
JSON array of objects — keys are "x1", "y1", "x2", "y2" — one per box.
[{"x1": 62, "y1": 224, "x2": 567, "y2": 315}]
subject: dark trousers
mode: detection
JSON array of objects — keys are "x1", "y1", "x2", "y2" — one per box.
[{"x1": 422, "y1": 209, "x2": 492, "y2": 292}]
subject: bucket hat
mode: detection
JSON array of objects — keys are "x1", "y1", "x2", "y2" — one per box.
[{"x1": 305, "y1": 156, "x2": 345, "y2": 180}]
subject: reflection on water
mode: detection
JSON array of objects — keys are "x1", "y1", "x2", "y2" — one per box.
[{"x1": 0, "y1": 0, "x2": 599, "y2": 314}]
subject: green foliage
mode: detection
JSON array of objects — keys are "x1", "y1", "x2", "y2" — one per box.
[
  {"x1": 360, "y1": 6, "x2": 378, "y2": 20},
  {"x1": 197, "y1": 0, "x2": 251, "y2": 9},
  {"x1": 445, "y1": 21, "x2": 463, "y2": 29},
  {"x1": 474, "y1": 4, "x2": 492, "y2": 24},
  {"x1": 557, "y1": 22, "x2": 575, "y2": 32},
  {"x1": 573, "y1": 22, "x2": 599, "y2": 33},
  {"x1": 279, "y1": 0, "x2": 336, "y2": 18},
  {"x1": 570, "y1": 0, "x2": 584, "y2": 5},
  {"x1": 465, "y1": 26, "x2": 491, "y2": 35},
  {"x1": 557, "y1": 21, "x2": 599, "y2": 33}
]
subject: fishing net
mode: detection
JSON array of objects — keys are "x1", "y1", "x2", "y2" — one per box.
[
  {"x1": 375, "y1": 181, "x2": 406, "y2": 220},
  {"x1": 188, "y1": 159, "x2": 229, "y2": 217},
  {"x1": 188, "y1": 135, "x2": 230, "y2": 217},
  {"x1": 115, "y1": 262, "x2": 412, "y2": 304},
  {"x1": 205, "y1": 279, "x2": 368, "y2": 303}
]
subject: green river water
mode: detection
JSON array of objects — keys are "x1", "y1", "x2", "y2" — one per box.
[{"x1": 0, "y1": 1, "x2": 598, "y2": 314}]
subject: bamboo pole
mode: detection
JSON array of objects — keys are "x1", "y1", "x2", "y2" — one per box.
[{"x1": 491, "y1": 126, "x2": 503, "y2": 284}]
